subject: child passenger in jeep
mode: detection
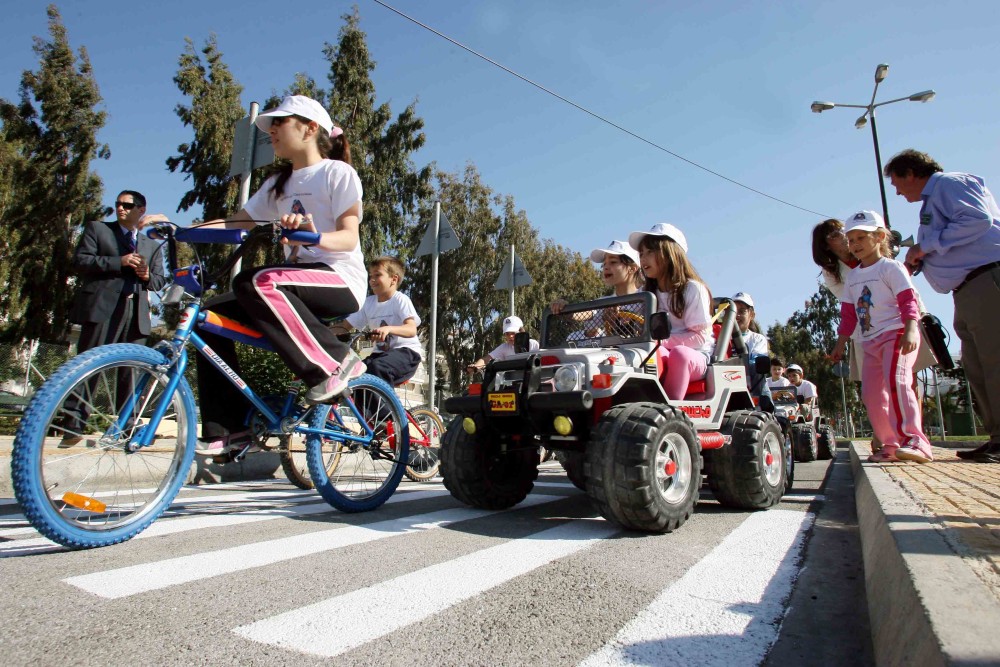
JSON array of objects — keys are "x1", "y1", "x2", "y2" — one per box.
[{"x1": 629, "y1": 223, "x2": 715, "y2": 400}]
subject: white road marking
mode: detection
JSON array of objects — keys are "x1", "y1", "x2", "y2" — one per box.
[
  {"x1": 64, "y1": 494, "x2": 562, "y2": 598},
  {"x1": 0, "y1": 487, "x2": 453, "y2": 556},
  {"x1": 580, "y1": 509, "x2": 814, "y2": 666},
  {"x1": 234, "y1": 518, "x2": 619, "y2": 657}
]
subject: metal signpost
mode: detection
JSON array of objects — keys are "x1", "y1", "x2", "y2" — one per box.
[
  {"x1": 228, "y1": 102, "x2": 274, "y2": 282},
  {"x1": 416, "y1": 203, "x2": 461, "y2": 410}
]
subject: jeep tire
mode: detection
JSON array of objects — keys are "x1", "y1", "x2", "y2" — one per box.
[
  {"x1": 792, "y1": 423, "x2": 817, "y2": 462},
  {"x1": 817, "y1": 424, "x2": 837, "y2": 460},
  {"x1": 586, "y1": 403, "x2": 700, "y2": 533},
  {"x1": 705, "y1": 410, "x2": 786, "y2": 510},
  {"x1": 440, "y1": 417, "x2": 539, "y2": 510},
  {"x1": 555, "y1": 450, "x2": 586, "y2": 490}
]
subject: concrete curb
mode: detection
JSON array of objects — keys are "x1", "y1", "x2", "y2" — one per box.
[{"x1": 850, "y1": 441, "x2": 1000, "y2": 666}]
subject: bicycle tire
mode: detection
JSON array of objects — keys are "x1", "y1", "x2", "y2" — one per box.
[
  {"x1": 404, "y1": 407, "x2": 444, "y2": 482},
  {"x1": 279, "y1": 429, "x2": 343, "y2": 490},
  {"x1": 306, "y1": 374, "x2": 409, "y2": 512},
  {"x1": 11, "y1": 344, "x2": 196, "y2": 548}
]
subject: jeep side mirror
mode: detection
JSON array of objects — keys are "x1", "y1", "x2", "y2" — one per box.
[
  {"x1": 649, "y1": 311, "x2": 671, "y2": 341},
  {"x1": 514, "y1": 331, "x2": 530, "y2": 354},
  {"x1": 754, "y1": 356, "x2": 771, "y2": 374}
]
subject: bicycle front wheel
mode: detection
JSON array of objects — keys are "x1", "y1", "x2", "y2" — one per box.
[
  {"x1": 306, "y1": 374, "x2": 409, "y2": 512},
  {"x1": 11, "y1": 344, "x2": 196, "y2": 548},
  {"x1": 405, "y1": 407, "x2": 444, "y2": 482}
]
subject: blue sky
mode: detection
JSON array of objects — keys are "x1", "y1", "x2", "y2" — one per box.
[{"x1": 4, "y1": 0, "x2": 999, "y2": 355}]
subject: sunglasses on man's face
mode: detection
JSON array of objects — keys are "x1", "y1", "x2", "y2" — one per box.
[{"x1": 115, "y1": 201, "x2": 137, "y2": 211}]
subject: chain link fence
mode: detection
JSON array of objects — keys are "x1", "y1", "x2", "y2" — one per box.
[{"x1": 0, "y1": 340, "x2": 75, "y2": 427}]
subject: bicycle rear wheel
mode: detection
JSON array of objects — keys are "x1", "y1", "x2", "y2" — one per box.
[
  {"x1": 404, "y1": 407, "x2": 444, "y2": 482},
  {"x1": 306, "y1": 374, "x2": 409, "y2": 512},
  {"x1": 11, "y1": 344, "x2": 196, "y2": 548},
  {"x1": 280, "y1": 429, "x2": 343, "y2": 490}
]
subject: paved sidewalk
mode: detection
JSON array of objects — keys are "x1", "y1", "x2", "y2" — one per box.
[{"x1": 850, "y1": 440, "x2": 1000, "y2": 666}]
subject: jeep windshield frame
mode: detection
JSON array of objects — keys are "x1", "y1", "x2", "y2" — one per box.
[{"x1": 541, "y1": 292, "x2": 656, "y2": 349}]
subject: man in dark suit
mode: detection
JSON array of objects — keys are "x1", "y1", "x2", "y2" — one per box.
[{"x1": 58, "y1": 190, "x2": 167, "y2": 446}]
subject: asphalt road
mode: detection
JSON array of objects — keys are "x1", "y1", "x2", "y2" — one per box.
[{"x1": 0, "y1": 451, "x2": 872, "y2": 666}]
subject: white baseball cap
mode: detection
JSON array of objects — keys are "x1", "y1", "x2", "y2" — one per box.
[
  {"x1": 628, "y1": 223, "x2": 689, "y2": 253},
  {"x1": 844, "y1": 210, "x2": 886, "y2": 233},
  {"x1": 503, "y1": 315, "x2": 524, "y2": 333},
  {"x1": 255, "y1": 95, "x2": 342, "y2": 138},
  {"x1": 786, "y1": 364, "x2": 803, "y2": 373},
  {"x1": 590, "y1": 240, "x2": 640, "y2": 264},
  {"x1": 733, "y1": 292, "x2": 755, "y2": 308}
]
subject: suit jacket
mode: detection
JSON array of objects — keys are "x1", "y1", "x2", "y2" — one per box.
[{"x1": 69, "y1": 221, "x2": 167, "y2": 335}]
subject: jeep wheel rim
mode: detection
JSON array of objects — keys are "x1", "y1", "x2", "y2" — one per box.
[
  {"x1": 655, "y1": 433, "x2": 692, "y2": 505},
  {"x1": 762, "y1": 429, "x2": 783, "y2": 487}
]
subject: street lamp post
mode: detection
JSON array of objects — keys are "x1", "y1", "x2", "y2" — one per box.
[{"x1": 811, "y1": 64, "x2": 935, "y2": 228}]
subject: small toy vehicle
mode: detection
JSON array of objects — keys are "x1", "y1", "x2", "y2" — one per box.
[
  {"x1": 770, "y1": 385, "x2": 836, "y2": 462},
  {"x1": 442, "y1": 293, "x2": 787, "y2": 534}
]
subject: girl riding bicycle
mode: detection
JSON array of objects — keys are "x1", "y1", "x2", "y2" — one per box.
[{"x1": 149, "y1": 95, "x2": 368, "y2": 455}]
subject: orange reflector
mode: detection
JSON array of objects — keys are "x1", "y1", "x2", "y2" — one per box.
[
  {"x1": 592, "y1": 373, "x2": 612, "y2": 389},
  {"x1": 468, "y1": 383, "x2": 482, "y2": 396},
  {"x1": 61, "y1": 492, "x2": 106, "y2": 513}
]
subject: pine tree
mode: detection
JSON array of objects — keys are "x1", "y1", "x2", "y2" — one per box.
[
  {"x1": 166, "y1": 34, "x2": 245, "y2": 222},
  {"x1": 0, "y1": 4, "x2": 109, "y2": 342},
  {"x1": 323, "y1": 8, "x2": 432, "y2": 258}
]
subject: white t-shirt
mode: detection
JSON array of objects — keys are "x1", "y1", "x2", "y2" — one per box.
[
  {"x1": 655, "y1": 281, "x2": 715, "y2": 356},
  {"x1": 794, "y1": 379, "x2": 817, "y2": 401},
  {"x1": 821, "y1": 260, "x2": 854, "y2": 302},
  {"x1": 740, "y1": 329, "x2": 769, "y2": 357},
  {"x1": 490, "y1": 339, "x2": 540, "y2": 361},
  {"x1": 244, "y1": 159, "x2": 367, "y2": 305},
  {"x1": 347, "y1": 291, "x2": 423, "y2": 356},
  {"x1": 841, "y1": 257, "x2": 916, "y2": 343},
  {"x1": 767, "y1": 376, "x2": 791, "y2": 389}
]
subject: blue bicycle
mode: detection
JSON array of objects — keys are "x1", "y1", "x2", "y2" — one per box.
[{"x1": 10, "y1": 222, "x2": 409, "y2": 549}]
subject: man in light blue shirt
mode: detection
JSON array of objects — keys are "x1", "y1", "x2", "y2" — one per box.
[{"x1": 885, "y1": 149, "x2": 1000, "y2": 461}]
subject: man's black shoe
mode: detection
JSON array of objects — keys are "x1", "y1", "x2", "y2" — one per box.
[
  {"x1": 972, "y1": 442, "x2": 1000, "y2": 463},
  {"x1": 956, "y1": 442, "x2": 991, "y2": 460}
]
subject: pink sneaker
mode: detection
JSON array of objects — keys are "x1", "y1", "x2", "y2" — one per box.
[
  {"x1": 867, "y1": 448, "x2": 899, "y2": 463},
  {"x1": 896, "y1": 444, "x2": 933, "y2": 464},
  {"x1": 195, "y1": 430, "x2": 251, "y2": 456},
  {"x1": 304, "y1": 351, "x2": 367, "y2": 404}
]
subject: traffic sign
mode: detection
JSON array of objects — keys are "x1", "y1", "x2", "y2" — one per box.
[
  {"x1": 494, "y1": 250, "x2": 532, "y2": 290},
  {"x1": 229, "y1": 116, "x2": 274, "y2": 178},
  {"x1": 416, "y1": 209, "x2": 461, "y2": 256}
]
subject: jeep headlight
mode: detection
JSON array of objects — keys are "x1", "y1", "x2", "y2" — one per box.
[{"x1": 553, "y1": 365, "x2": 581, "y2": 392}]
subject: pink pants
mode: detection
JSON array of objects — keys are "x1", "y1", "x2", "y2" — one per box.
[
  {"x1": 657, "y1": 345, "x2": 708, "y2": 400},
  {"x1": 861, "y1": 329, "x2": 931, "y2": 455}
]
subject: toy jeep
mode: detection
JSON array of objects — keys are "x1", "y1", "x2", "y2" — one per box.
[
  {"x1": 770, "y1": 385, "x2": 836, "y2": 462},
  {"x1": 442, "y1": 293, "x2": 787, "y2": 534}
]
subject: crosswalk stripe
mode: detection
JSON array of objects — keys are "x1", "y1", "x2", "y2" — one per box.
[
  {"x1": 580, "y1": 509, "x2": 813, "y2": 666},
  {"x1": 0, "y1": 487, "x2": 453, "y2": 557},
  {"x1": 234, "y1": 518, "x2": 619, "y2": 657},
  {"x1": 64, "y1": 494, "x2": 562, "y2": 598}
]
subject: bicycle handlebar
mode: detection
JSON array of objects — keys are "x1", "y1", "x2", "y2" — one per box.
[{"x1": 146, "y1": 223, "x2": 321, "y2": 246}]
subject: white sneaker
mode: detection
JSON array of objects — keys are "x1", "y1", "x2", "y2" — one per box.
[{"x1": 304, "y1": 351, "x2": 367, "y2": 404}]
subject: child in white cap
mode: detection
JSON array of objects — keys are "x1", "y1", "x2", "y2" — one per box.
[
  {"x1": 629, "y1": 223, "x2": 715, "y2": 400},
  {"x1": 831, "y1": 210, "x2": 932, "y2": 463},
  {"x1": 467, "y1": 315, "x2": 540, "y2": 373},
  {"x1": 146, "y1": 95, "x2": 367, "y2": 456}
]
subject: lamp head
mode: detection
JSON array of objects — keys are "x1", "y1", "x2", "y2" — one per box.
[
  {"x1": 875, "y1": 64, "x2": 889, "y2": 83},
  {"x1": 909, "y1": 90, "x2": 936, "y2": 103},
  {"x1": 855, "y1": 114, "x2": 869, "y2": 129},
  {"x1": 811, "y1": 101, "x2": 835, "y2": 113}
]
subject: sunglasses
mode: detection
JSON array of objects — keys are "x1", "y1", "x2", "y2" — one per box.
[{"x1": 115, "y1": 201, "x2": 137, "y2": 211}]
